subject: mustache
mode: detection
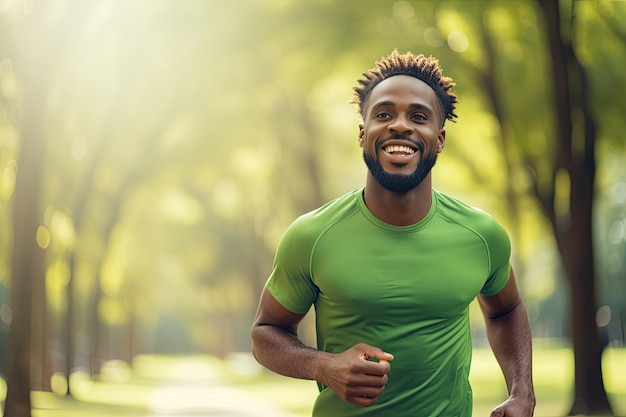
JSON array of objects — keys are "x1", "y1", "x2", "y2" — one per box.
[{"x1": 377, "y1": 134, "x2": 424, "y2": 153}]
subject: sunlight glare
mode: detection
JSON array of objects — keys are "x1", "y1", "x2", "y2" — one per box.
[
  {"x1": 72, "y1": 136, "x2": 88, "y2": 160},
  {"x1": 211, "y1": 179, "x2": 242, "y2": 219},
  {"x1": 226, "y1": 351, "x2": 262, "y2": 376},
  {"x1": 159, "y1": 188, "x2": 203, "y2": 224},
  {"x1": 100, "y1": 359, "x2": 132, "y2": 382}
]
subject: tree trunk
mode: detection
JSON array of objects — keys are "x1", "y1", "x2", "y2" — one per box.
[
  {"x1": 29, "y1": 275, "x2": 47, "y2": 392},
  {"x1": 538, "y1": 0, "x2": 613, "y2": 414},
  {"x1": 3, "y1": 12, "x2": 48, "y2": 416}
]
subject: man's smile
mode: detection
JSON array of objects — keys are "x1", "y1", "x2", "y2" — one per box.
[
  {"x1": 377, "y1": 139, "x2": 422, "y2": 165},
  {"x1": 383, "y1": 145, "x2": 416, "y2": 155}
]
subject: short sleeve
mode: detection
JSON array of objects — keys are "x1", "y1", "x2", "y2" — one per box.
[
  {"x1": 265, "y1": 217, "x2": 319, "y2": 314},
  {"x1": 479, "y1": 216, "x2": 512, "y2": 297}
]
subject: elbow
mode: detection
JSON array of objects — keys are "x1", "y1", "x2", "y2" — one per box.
[
  {"x1": 250, "y1": 323, "x2": 263, "y2": 361},
  {"x1": 488, "y1": 299, "x2": 523, "y2": 321}
]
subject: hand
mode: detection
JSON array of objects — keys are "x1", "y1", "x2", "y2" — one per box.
[
  {"x1": 489, "y1": 395, "x2": 535, "y2": 417},
  {"x1": 318, "y1": 343, "x2": 394, "y2": 407}
]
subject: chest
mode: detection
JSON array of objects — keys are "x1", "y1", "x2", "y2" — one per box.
[{"x1": 311, "y1": 222, "x2": 489, "y2": 318}]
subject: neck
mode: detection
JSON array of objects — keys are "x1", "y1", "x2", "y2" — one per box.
[{"x1": 363, "y1": 174, "x2": 433, "y2": 226}]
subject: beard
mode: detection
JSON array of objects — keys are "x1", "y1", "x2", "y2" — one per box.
[{"x1": 363, "y1": 149, "x2": 438, "y2": 193}]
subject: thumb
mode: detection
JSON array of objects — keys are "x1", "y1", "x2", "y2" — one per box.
[
  {"x1": 357, "y1": 343, "x2": 394, "y2": 362},
  {"x1": 375, "y1": 351, "x2": 394, "y2": 362}
]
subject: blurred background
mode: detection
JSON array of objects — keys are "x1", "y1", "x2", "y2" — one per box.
[{"x1": 0, "y1": 0, "x2": 625, "y2": 416}]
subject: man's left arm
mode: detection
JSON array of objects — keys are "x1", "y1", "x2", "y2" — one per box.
[{"x1": 477, "y1": 268, "x2": 536, "y2": 417}]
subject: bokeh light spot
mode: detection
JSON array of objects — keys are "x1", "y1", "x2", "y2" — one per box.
[
  {"x1": 36, "y1": 225, "x2": 51, "y2": 249},
  {"x1": 596, "y1": 305, "x2": 611, "y2": 327},
  {"x1": 424, "y1": 27, "x2": 445, "y2": 48},
  {"x1": 608, "y1": 220, "x2": 625, "y2": 244},
  {"x1": 0, "y1": 304, "x2": 12, "y2": 324},
  {"x1": 447, "y1": 30, "x2": 469, "y2": 53},
  {"x1": 50, "y1": 372, "x2": 68, "y2": 395}
]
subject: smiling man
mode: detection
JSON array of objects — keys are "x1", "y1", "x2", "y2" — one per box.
[{"x1": 251, "y1": 50, "x2": 535, "y2": 417}]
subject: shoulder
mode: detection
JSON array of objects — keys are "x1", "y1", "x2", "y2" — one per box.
[
  {"x1": 434, "y1": 190, "x2": 509, "y2": 245},
  {"x1": 279, "y1": 189, "x2": 362, "y2": 247},
  {"x1": 433, "y1": 191, "x2": 511, "y2": 292},
  {"x1": 291, "y1": 189, "x2": 361, "y2": 230}
]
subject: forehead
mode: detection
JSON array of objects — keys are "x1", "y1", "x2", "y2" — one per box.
[{"x1": 365, "y1": 75, "x2": 439, "y2": 114}]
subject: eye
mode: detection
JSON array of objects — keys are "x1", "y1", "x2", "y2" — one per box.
[
  {"x1": 411, "y1": 113, "x2": 427, "y2": 122},
  {"x1": 375, "y1": 111, "x2": 391, "y2": 119}
]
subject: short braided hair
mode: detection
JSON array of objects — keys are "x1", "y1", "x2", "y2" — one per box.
[{"x1": 352, "y1": 50, "x2": 458, "y2": 125}]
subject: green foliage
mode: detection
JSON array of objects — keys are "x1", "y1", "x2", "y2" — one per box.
[{"x1": 0, "y1": 0, "x2": 624, "y2": 358}]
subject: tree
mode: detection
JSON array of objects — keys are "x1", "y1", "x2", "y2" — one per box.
[
  {"x1": 535, "y1": 0, "x2": 612, "y2": 414},
  {"x1": 451, "y1": 0, "x2": 619, "y2": 412},
  {"x1": 426, "y1": 1, "x2": 623, "y2": 412},
  {"x1": 3, "y1": 8, "x2": 48, "y2": 417}
]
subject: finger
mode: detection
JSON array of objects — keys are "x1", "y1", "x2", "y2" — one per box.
[
  {"x1": 343, "y1": 366, "x2": 388, "y2": 386},
  {"x1": 489, "y1": 406, "x2": 505, "y2": 417},
  {"x1": 371, "y1": 351, "x2": 394, "y2": 361},
  {"x1": 359, "y1": 360, "x2": 390, "y2": 377},
  {"x1": 378, "y1": 359, "x2": 392, "y2": 372},
  {"x1": 348, "y1": 394, "x2": 380, "y2": 407},
  {"x1": 353, "y1": 372, "x2": 388, "y2": 387},
  {"x1": 363, "y1": 361, "x2": 391, "y2": 378},
  {"x1": 347, "y1": 382, "x2": 386, "y2": 396},
  {"x1": 357, "y1": 344, "x2": 394, "y2": 362}
]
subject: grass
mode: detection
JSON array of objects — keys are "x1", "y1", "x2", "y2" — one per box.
[
  {"x1": 470, "y1": 347, "x2": 626, "y2": 417},
  {"x1": 0, "y1": 347, "x2": 624, "y2": 416},
  {"x1": 234, "y1": 346, "x2": 626, "y2": 417}
]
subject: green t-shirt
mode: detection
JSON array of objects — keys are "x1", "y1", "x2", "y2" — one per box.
[{"x1": 266, "y1": 189, "x2": 511, "y2": 417}]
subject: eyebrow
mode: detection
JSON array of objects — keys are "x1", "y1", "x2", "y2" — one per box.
[{"x1": 370, "y1": 101, "x2": 435, "y2": 114}]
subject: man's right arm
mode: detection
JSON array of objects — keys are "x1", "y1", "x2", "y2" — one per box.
[
  {"x1": 251, "y1": 286, "x2": 325, "y2": 380},
  {"x1": 251, "y1": 287, "x2": 394, "y2": 407}
]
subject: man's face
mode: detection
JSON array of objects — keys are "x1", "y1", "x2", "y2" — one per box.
[{"x1": 359, "y1": 75, "x2": 446, "y2": 193}]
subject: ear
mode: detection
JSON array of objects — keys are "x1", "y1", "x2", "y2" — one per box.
[
  {"x1": 437, "y1": 128, "x2": 446, "y2": 153},
  {"x1": 358, "y1": 123, "x2": 365, "y2": 148}
]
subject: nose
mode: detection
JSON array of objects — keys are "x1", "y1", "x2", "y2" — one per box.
[{"x1": 387, "y1": 116, "x2": 413, "y2": 135}]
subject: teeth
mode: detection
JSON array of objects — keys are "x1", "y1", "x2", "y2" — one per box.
[{"x1": 384, "y1": 145, "x2": 415, "y2": 154}]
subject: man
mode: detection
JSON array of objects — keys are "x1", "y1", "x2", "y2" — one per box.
[{"x1": 251, "y1": 50, "x2": 535, "y2": 416}]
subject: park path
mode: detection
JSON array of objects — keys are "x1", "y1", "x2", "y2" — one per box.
[
  {"x1": 29, "y1": 354, "x2": 305, "y2": 417},
  {"x1": 140, "y1": 354, "x2": 300, "y2": 416},
  {"x1": 145, "y1": 380, "x2": 294, "y2": 417},
  {"x1": 31, "y1": 378, "x2": 296, "y2": 417}
]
